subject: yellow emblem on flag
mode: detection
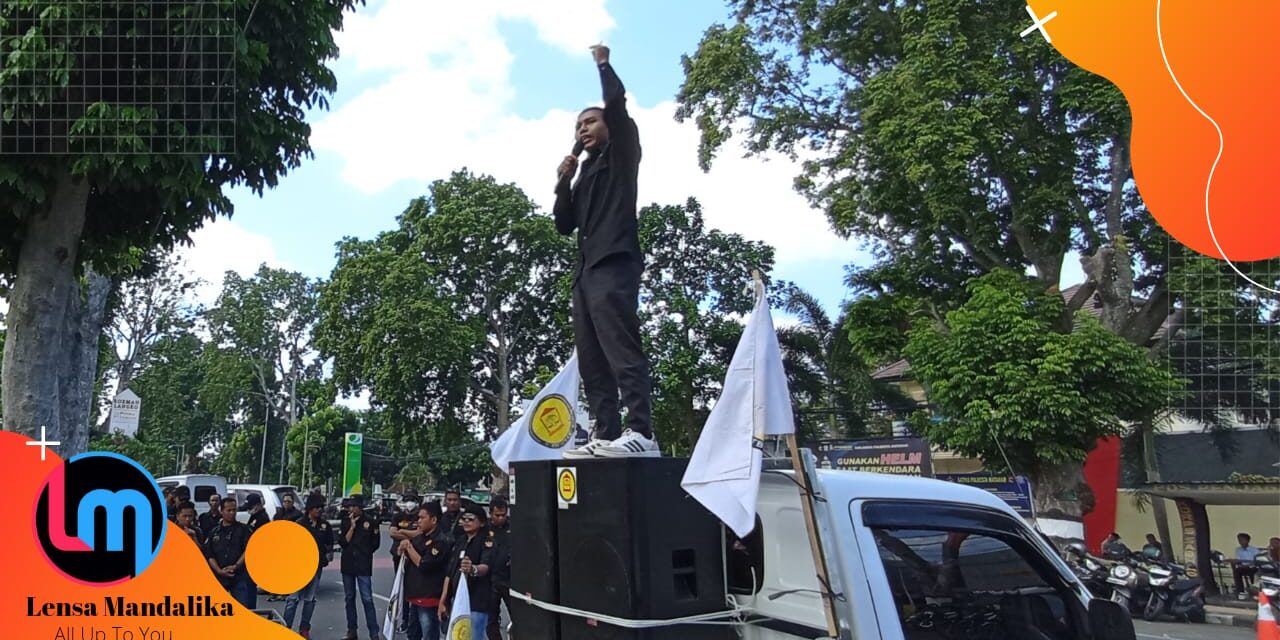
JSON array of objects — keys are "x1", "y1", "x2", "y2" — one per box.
[{"x1": 528, "y1": 394, "x2": 574, "y2": 448}]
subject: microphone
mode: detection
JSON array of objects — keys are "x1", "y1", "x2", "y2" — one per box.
[{"x1": 557, "y1": 140, "x2": 585, "y2": 187}]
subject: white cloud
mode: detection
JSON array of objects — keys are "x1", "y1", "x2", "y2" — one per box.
[
  {"x1": 313, "y1": 0, "x2": 853, "y2": 269},
  {"x1": 178, "y1": 218, "x2": 286, "y2": 306}
]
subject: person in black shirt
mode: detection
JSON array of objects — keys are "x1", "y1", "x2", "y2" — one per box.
[
  {"x1": 243, "y1": 492, "x2": 270, "y2": 532},
  {"x1": 199, "y1": 493, "x2": 222, "y2": 536},
  {"x1": 485, "y1": 497, "x2": 512, "y2": 640},
  {"x1": 205, "y1": 498, "x2": 254, "y2": 609},
  {"x1": 440, "y1": 488, "x2": 464, "y2": 537},
  {"x1": 339, "y1": 495, "x2": 382, "y2": 640},
  {"x1": 175, "y1": 500, "x2": 204, "y2": 549},
  {"x1": 440, "y1": 504, "x2": 496, "y2": 632},
  {"x1": 554, "y1": 44, "x2": 657, "y2": 460},
  {"x1": 274, "y1": 494, "x2": 302, "y2": 521},
  {"x1": 283, "y1": 493, "x2": 334, "y2": 638},
  {"x1": 401, "y1": 502, "x2": 451, "y2": 640}
]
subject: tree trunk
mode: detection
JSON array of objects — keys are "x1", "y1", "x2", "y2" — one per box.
[
  {"x1": 1140, "y1": 420, "x2": 1176, "y2": 560},
  {"x1": 1030, "y1": 461, "x2": 1095, "y2": 544},
  {"x1": 1, "y1": 171, "x2": 91, "y2": 449},
  {"x1": 60, "y1": 266, "x2": 113, "y2": 454}
]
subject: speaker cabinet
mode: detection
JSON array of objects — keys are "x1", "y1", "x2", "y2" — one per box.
[
  {"x1": 510, "y1": 460, "x2": 562, "y2": 640},
  {"x1": 555, "y1": 458, "x2": 731, "y2": 640}
]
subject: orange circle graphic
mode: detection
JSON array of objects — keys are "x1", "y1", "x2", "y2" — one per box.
[{"x1": 245, "y1": 520, "x2": 318, "y2": 595}]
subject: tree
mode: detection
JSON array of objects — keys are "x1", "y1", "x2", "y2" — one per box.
[
  {"x1": 675, "y1": 0, "x2": 1209, "y2": 531},
  {"x1": 1, "y1": 0, "x2": 360, "y2": 453},
  {"x1": 903, "y1": 271, "x2": 1179, "y2": 517},
  {"x1": 206, "y1": 266, "x2": 325, "y2": 483},
  {"x1": 124, "y1": 330, "x2": 235, "y2": 472},
  {"x1": 318, "y1": 170, "x2": 574, "y2": 462},
  {"x1": 103, "y1": 251, "x2": 200, "y2": 394},
  {"x1": 286, "y1": 405, "x2": 359, "y2": 491},
  {"x1": 776, "y1": 285, "x2": 903, "y2": 441},
  {"x1": 638, "y1": 199, "x2": 776, "y2": 452}
]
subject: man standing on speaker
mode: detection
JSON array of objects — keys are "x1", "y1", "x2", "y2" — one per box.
[{"x1": 554, "y1": 44, "x2": 658, "y2": 460}]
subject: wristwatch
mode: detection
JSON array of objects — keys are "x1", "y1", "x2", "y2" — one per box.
[{"x1": 470, "y1": 565, "x2": 478, "y2": 578}]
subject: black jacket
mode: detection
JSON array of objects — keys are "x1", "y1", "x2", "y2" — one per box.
[
  {"x1": 553, "y1": 62, "x2": 642, "y2": 275},
  {"x1": 247, "y1": 509, "x2": 270, "y2": 534},
  {"x1": 404, "y1": 525, "x2": 451, "y2": 601},
  {"x1": 446, "y1": 528, "x2": 497, "y2": 612},
  {"x1": 339, "y1": 513, "x2": 381, "y2": 576},
  {"x1": 297, "y1": 515, "x2": 336, "y2": 569},
  {"x1": 198, "y1": 510, "x2": 221, "y2": 537},
  {"x1": 273, "y1": 506, "x2": 302, "y2": 522},
  {"x1": 205, "y1": 520, "x2": 251, "y2": 586},
  {"x1": 488, "y1": 524, "x2": 511, "y2": 592}
]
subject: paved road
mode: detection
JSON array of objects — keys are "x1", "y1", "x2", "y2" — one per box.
[
  {"x1": 249, "y1": 528, "x2": 1252, "y2": 640},
  {"x1": 1135, "y1": 619, "x2": 1254, "y2": 640}
]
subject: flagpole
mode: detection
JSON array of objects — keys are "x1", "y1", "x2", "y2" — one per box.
[{"x1": 751, "y1": 270, "x2": 838, "y2": 638}]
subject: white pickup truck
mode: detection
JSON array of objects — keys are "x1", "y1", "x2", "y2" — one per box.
[{"x1": 730, "y1": 459, "x2": 1136, "y2": 640}]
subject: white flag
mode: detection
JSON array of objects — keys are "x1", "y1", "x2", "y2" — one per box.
[
  {"x1": 447, "y1": 568, "x2": 473, "y2": 640},
  {"x1": 681, "y1": 281, "x2": 794, "y2": 538},
  {"x1": 381, "y1": 554, "x2": 406, "y2": 640},
  {"x1": 491, "y1": 352, "x2": 582, "y2": 470}
]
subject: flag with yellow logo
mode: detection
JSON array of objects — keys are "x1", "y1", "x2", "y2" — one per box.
[{"x1": 490, "y1": 351, "x2": 581, "y2": 470}]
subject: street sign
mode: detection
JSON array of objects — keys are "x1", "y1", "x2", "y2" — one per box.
[{"x1": 109, "y1": 388, "x2": 141, "y2": 437}]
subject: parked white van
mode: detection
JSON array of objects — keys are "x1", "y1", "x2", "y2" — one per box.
[{"x1": 155, "y1": 474, "x2": 228, "y2": 516}]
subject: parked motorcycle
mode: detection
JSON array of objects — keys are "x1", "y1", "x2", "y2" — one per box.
[{"x1": 1142, "y1": 561, "x2": 1206, "y2": 622}]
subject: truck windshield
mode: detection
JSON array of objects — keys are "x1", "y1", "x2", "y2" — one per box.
[{"x1": 862, "y1": 502, "x2": 1081, "y2": 640}]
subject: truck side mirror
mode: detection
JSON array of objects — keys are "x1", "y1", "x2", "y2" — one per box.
[{"x1": 1088, "y1": 599, "x2": 1136, "y2": 640}]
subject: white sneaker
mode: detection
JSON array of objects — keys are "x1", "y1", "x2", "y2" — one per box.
[
  {"x1": 596, "y1": 429, "x2": 660, "y2": 458},
  {"x1": 562, "y1": 438, "x2": 611, "y2": 459}
]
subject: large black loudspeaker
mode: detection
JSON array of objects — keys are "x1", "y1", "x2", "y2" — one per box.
[
  {"x1": 510, "y1": 460, "x2": 561, "y2": 640},
  {"x1": 556, "y1": 458, "x2": 731, "y2": 640}
]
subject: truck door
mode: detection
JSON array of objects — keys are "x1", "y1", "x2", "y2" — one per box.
[{"x1": 851, "y1": 500, "x2": 1092, "y2": 640}]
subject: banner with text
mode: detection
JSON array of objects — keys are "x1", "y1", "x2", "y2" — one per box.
[{"x1": 815, "y1": 438, "x2": 933, "y2": 477}]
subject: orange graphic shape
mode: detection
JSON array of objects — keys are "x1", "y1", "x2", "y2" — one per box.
[
  {"x1": 1029, "y1": 0, "x2": 1280, "y2": 261},
  {"x1": 1, "y1": 432, "x2": 303, "y2": 638},
  {"x1": 246, "y1": 520, "x2": 319, "y2": 595}
]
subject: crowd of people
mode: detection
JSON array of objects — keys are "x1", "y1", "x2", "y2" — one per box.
[{"x1": 163, "y1": 484, "x2": 512, "y2": 640}]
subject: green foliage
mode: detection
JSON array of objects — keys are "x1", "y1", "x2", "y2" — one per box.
[
  {"x1": 392, "y1": 462, "x2": 436, "y2": 494},
  {"x1": 317, "y1": 170, "x2": 573, "y2": 455},
  {"x1": 127, "y1": 331, "x2": 233, "y2": 464},
  {"x1": 89, "y1": 432, "x2": 172, "y2": 477},
  {"x1": 903, "y1": 270, "x2": 1180, "y2": 474},
  {"x1": 211, "y1": 424, "x2": 263, "y2": 483},
  {"x1": 0, "y1": 0, "x2": 362, "y2": 275},
  {"x1": 776, "y1": 285, "x2": 891, "y2": 440},
  {"x1": 286, "y1": 405, "x2": 360, "y2": 490},
  {"x1": 638, "y1": 198, "x2": 775, "y2": 453}
]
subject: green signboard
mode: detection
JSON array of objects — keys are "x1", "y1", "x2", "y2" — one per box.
[{"x1": 342, "y1": 432, "x2": 363, "y2": 496}]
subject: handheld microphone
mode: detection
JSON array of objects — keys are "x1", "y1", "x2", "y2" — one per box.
[{"x1": 557, "y1": 140, "x2": 586, "y2": 187}]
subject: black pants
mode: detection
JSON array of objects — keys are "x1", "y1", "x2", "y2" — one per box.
[
  {"x1": 486, "y1": 588, "x2": 513, "y2": 640},
  {"x1": 572, "y1": 255, "x2": 652, "y2": 439}
]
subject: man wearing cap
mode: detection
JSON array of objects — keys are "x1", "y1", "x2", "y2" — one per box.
[
  {"x1": 205, "y1": 497, "x2": 254, "y2": 609},
  {"x1": 274, "y1": 494, "x2": 302, "y2": 521},
  {"x1": 284, "y1": 493, "x2": 335, "y2": 639},
  {"x1": 440, "y1": 504, "x2": 496, "y2": 632},
  {"x1": 243, "y1": 493, "x2": 271, "y2": 533},
  {"x1": 339, "y1": 495, "x2": 382, "y2": 640}
]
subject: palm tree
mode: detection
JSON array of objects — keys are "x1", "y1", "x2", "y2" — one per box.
[{"x1": 775, "y1": 285, "x2": 909, "y2": 441}]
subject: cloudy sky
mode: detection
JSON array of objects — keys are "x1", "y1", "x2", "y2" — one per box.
[{"x1": 181, "y1": 0, "x2": 873, "y2": 315}]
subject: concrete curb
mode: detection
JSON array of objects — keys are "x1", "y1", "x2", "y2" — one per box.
[{"x1": 1205, "y1": 609, "x2": 1257, "y2": 629}]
